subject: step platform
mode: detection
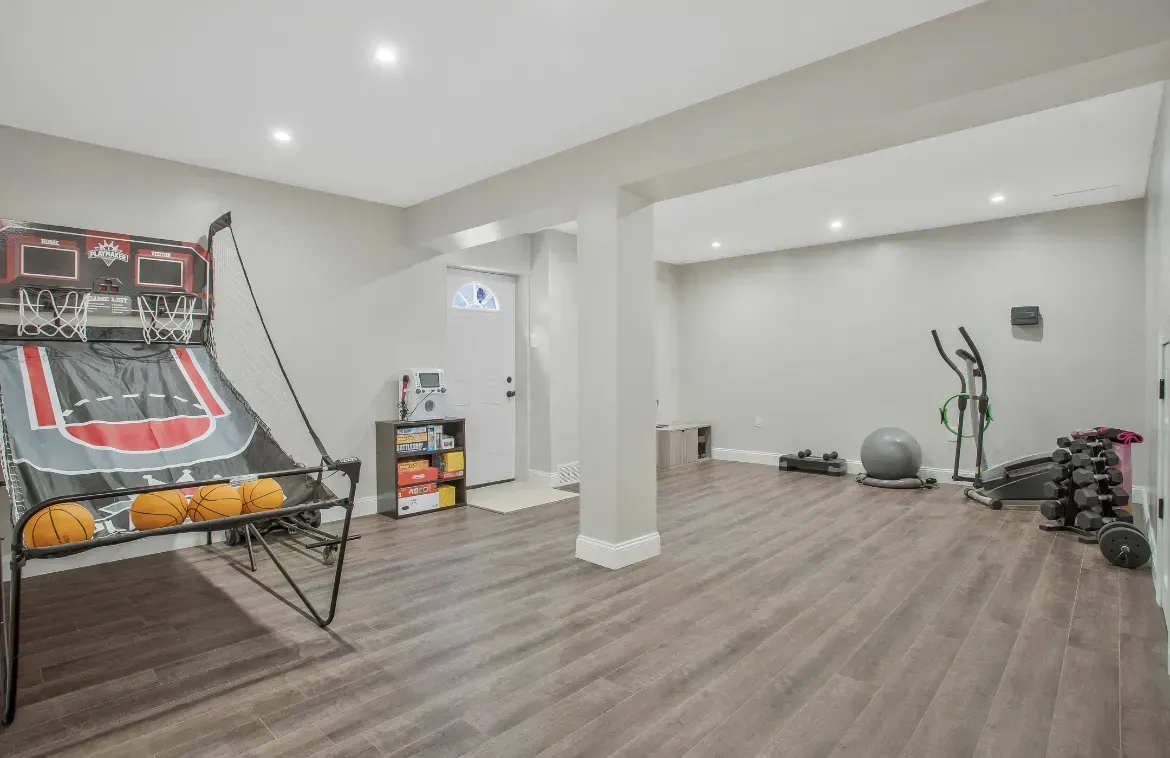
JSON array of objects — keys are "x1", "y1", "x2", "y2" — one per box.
[{"x1": 778, "y1": 452, "x2": 848, "y2": 476}]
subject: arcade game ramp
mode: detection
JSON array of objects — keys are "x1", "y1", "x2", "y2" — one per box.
[{"x1": 0, "y1": 341, "x2": 331, "y2": 535}]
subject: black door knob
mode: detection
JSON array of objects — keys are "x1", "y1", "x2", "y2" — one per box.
[{"x1": 506, "y1": 390, "x2": 516, "y2": 398}]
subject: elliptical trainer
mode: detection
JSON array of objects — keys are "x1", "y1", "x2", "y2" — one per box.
[{"x1": 931, "y1": 327, "x2": 1059, "y2": 509}]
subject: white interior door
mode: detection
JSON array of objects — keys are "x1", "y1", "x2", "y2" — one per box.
[{"x1": 447, "y1": 270, "x2": 517, "y2": 486}]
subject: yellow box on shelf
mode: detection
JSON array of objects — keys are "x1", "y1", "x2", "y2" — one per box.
[
  {"x1": 439, "y1": 485, "x2": 456, "y2": 507},
  {"x1": 440, "y1": 451, "x2": 464, "y2": 472}
]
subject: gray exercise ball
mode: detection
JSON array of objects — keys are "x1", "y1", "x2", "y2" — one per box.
[{"x1": 860, "y1": 427, "x2": 923, "y2": 480}]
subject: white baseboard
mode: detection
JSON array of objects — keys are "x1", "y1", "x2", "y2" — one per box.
[
  {"x1": 713, "y1": 448, "x2": 782, "y2": 467},
  {"x1": 712, "y1": 447, "x2": 999, "y2": 486},
  {"x1": 322, "y1": 495, "x2": 379, "y2": 522},
  {"x1": 526, "y1": 470, "x2": 558, "y2": 488},
  {"x1": 576, "y1": 532, "x2": 660, "y2": 570},
  {"x1": 7, "y1": 532, "x2": 219, "y2": 579}
]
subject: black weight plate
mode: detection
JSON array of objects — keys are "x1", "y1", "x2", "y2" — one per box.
[
  {"x1": 1096, "y1": 521, "x2": 1124, "y2": 541},
  {"x1": 1098, "y1": 523, "x2": 1151, "y2": 569}
]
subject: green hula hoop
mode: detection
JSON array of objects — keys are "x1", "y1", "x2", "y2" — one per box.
[{"x1": 939, "y1": 393, "x2": 992, "y2": 438}]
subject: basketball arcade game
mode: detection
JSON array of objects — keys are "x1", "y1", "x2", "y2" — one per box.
[{"x1": 0, "y1": 213, "x2": 360, "y2": 724}]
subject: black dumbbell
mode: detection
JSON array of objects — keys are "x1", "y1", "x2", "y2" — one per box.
[
  {"x1": 822, "y1": 451, "x2": 838, "y2": 461},
  {"x1": 1068, "y1": 437, "x2": 1109, "y2": 454},
  {"x1": 1043, "y1": 480, "x2": 1069, "y2": 499},
  {"x1": 1075, "y1": 509, "x2": 1104, "y2": 531},
  {"x1": 1073, "y1": 485, "x2": 1130, "y2": 509},
  {"x1": 1040, "y1": 500, "x2": 1065, "y2": 521},
  {"x1": 796, "y1": 449, "x2": 812, "y2": 458},
  {"x1": 1048, "y1": 466, "x2": 1071, "y2": 483},
  {"x1": 1070, "y1": 450, "x2": 1120, "y2": 468},
  {"x1": 1057, "y1": 436, "x2": 1074, "y2": 449},
  {"x1": 1052, "y1": 449, "x2": 1073, "y2": 464},
  {"x1": 1071, "y1": 467, "x2": 1124, "y2": 488}
]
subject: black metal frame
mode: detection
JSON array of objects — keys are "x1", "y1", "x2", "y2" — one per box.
[
  {"x1": 0, "y1": 458, "x2": 360, "y2": 725},
  {"x1": 932, "y1": 327, "x2": 985, "y2": 487},
  {"x1": 0, "y1": 212, "x2": 362, "y2": 725}
]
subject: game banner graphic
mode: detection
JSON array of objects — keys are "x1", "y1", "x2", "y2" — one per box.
[
  {"x1": 0, "y1": 218, "x2": 209, "y2": 316},
  {"x1": 0, "y1": 342, "x2": 325, "y2": 534}
]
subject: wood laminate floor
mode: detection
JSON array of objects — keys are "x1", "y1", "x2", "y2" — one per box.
[{"x1": 3, "y1": 460, "x2": 1169, "y2": 757}]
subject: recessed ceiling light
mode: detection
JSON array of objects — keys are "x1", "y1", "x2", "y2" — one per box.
[
  {"x1": 829, "y1": 219, "x2": 844, "y2": 231},
  {"x1": 711, "y1": 241, "x2": 722, "y2": 249},
  {"x1": 374, "y1": 46, "x2": 398, "y2": 65},
  {"x1": 990, "y1": 193, "x2": 1006, "y2": 204},
  {"x1": 272, "y1": 130, "x2": 292, "y2": 144}
]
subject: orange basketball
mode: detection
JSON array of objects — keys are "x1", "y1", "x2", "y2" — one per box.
[
  {"x1": 131, "y1": 489, "x2": 188, "y2": 531},
  {"x1": 187, "y1": 484, "x2": 243, "y2": 522},
  {"x1": 239, "y1": 478, "x2": 285, "y2": 514},
  {"x1": 23, "y1": 503, "x2": 95, "y2": 548}
]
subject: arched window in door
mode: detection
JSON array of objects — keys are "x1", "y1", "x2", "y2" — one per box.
[{"x1": 452, "y1": 281, "x2": 500, "y2": 311}]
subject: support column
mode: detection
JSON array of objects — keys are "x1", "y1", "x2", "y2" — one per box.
[{"x1": 575, "y1": 189, "x2": 659, "y2": 569}]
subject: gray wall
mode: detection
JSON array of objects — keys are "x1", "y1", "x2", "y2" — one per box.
[
  {"x1": 548, "y1": 238, "x2": 579, "y2": 470},
  {"x1": 0, "y1": 125, "x2": 435, "y2": 512},
  {"x1": 655, "y1": 264, "x2": 683, "y2": 423},
  {"x1": 529, "y1": 230, "x2": 579, "y2": 477},
  {"x1": 678, "y1": 201, "x2": 1148, "y2": 481},
  {"x1": 528, "y1": 237, "x2": 554, "y2": 473}
]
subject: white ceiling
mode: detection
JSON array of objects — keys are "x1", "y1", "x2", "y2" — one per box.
[
  {"x1": 0, "y1": 0, "x2": 979, "y2": 207},
  {"x1": 653, "y1": 85, "x2": 1165, "y2": 263}
]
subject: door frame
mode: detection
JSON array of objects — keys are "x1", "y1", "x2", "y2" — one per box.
[
  {"x1": 1155, "y1": 320, "x2": 1170, "y2": 671},
  {"x1": 446, "y1": 265, "x2": 528, "y2": 488}
]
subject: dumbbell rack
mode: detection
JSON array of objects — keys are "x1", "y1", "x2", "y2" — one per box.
[{"x1": 1038, "y1": 434, "x2": 1131, "y2": 544}]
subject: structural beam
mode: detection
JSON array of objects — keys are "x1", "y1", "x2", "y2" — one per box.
[{"x1": 406, "y1": 0, "x2": 1170, "y2": 250}]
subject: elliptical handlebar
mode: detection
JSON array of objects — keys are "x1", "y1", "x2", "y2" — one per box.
[
  {"x1": 957, "y1": 326, "x2": 987, "y2": 398},
  {"x1": 931, "y1": 329, "x2": 966, "y2": 394},
  {"x1": 956, "y1": 326, "x2": 989, "y2": 485},
  {"x1": 932, "y1": 328, "x2": 973, "y2": 484}
]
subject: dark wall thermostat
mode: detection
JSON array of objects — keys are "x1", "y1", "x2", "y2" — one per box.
[{"x1": 1011, "y1": 306, "x2": 1041, "y2": 326}]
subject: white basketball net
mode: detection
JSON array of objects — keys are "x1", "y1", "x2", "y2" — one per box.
[
  {"x1": 18, "y1": 288, "x2": 91, "y2": 341},
  {"x1": 138, "y1": 294, "x2": 197, "y2": 344},
  {"x1": 207, "y1": 225, "x2": 324, "y2": 468}
]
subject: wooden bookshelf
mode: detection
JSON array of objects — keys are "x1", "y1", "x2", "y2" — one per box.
[{"x1": 375, "y1": 418, "x2": 467, "y2": 518}]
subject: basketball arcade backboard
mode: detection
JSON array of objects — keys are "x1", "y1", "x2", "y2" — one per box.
[{"x1": 0, "y1": 219, "x2": 209, "y2": 319}]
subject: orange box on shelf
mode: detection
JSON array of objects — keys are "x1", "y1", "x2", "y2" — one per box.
[
  {"x1": 399, "y1": 483, "x2": 437, "y2": 499},
  {"x1": 438, "y1": 470, "x2": 463, "y2": 481},
  {"x1": 397, "y1": 459, "x2": 430, "y2": 473},
  {"x1": 398, "y1": 467, "x2": 438, "y2": 486}
]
